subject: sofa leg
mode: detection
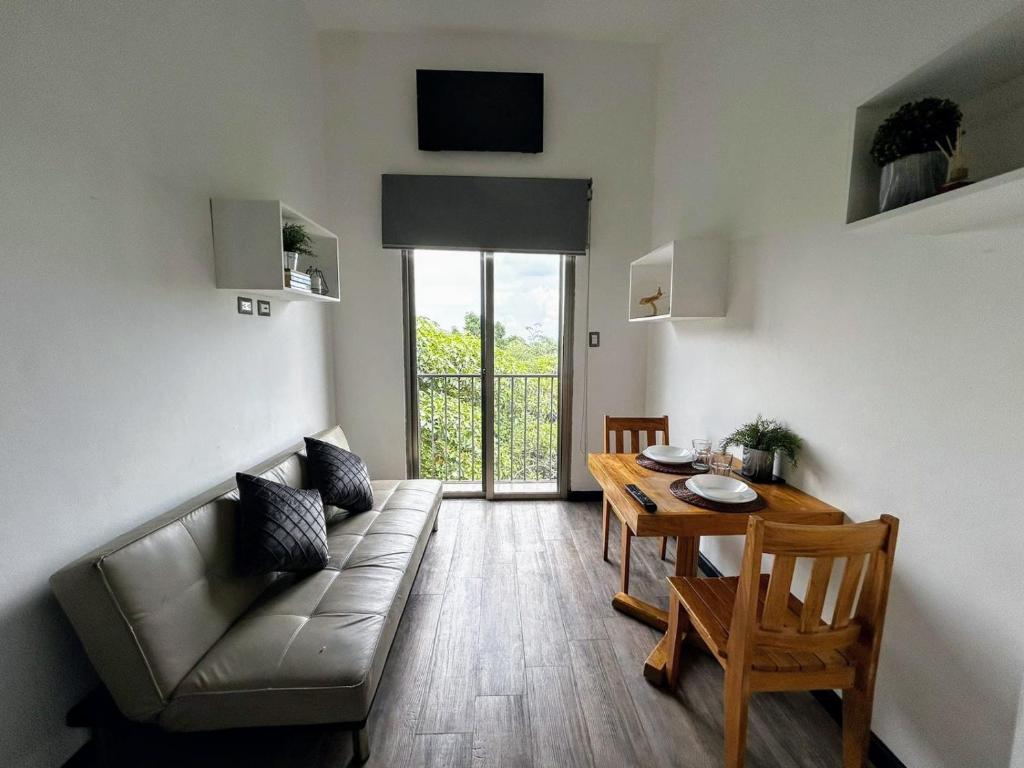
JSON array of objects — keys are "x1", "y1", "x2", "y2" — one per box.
[{"x1": 351, "y1": 724, "x2": 370, "y2": 765}]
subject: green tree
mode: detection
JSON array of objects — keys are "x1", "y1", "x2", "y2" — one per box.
[
  {"x1": 415, "y1": 314, "x2": 559, "y2": 484},
  {"x1": 461, "y1": 312, "x2": 508, "y2": 348}
]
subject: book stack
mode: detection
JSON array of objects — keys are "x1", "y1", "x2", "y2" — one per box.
[{"x1": 284, "y1": 269, "x2": 311, "y2": 292}]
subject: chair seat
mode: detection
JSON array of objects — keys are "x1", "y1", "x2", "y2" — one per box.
[{"x1": 668, "y1": 576, "x2": 855, "y2": 673}]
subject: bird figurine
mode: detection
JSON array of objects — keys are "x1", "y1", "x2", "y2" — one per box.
[{"x1": 639, "y1": 286, "x2": 664, "y2": 317}]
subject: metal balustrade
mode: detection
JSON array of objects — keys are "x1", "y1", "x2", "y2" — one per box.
[{"x1": 416, "y1": 373, "x2": 559, "y2": 484}]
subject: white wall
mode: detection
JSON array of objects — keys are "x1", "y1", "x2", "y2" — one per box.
[
  {"x1": 319, "y1": 31, "x2": 657, "y2": 489},
  {"x1": 0, "y1": 3, "x2": 334, "y2": 765},
  {"x1": 645, "y1": 1, "x2": 1024, "y2": 765}
]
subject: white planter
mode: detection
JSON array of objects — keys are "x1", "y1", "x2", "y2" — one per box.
[{"x1": 283, "y1": 251, "x2": 299, "y2": 271}]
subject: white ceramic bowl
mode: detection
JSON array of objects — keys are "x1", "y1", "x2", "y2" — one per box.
[
  {"x1": 685, "y1": 474, "x2": 757, "y2": 504},
  {"x1": 642, "y1": 445, "x2": 694, "y2": 464}
]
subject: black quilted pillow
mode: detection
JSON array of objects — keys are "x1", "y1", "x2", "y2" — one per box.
[
  {"x1": 304, "y1": 437, "x2": 374, "y2": 513},
  {"x1": 235, "y1": 473, "x2": 328, "y2": 576}
]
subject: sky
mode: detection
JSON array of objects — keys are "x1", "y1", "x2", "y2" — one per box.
[{"x1": 414, "y1": 249, "x2": 561, "y2": 340}]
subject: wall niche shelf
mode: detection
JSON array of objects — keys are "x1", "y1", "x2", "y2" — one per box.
[
  {"x1": 847, "y1": 166, "x2": 1024, "y2": 235},
  {"x1": 845, "y1": 5, "x2": 1024, "y2": 234},
  {"x1": 628, "y1": 239, "x2": 727, "y2": 322},
  {"x1": 210, "y1": 199, "x2": 340, "y2": 303}
]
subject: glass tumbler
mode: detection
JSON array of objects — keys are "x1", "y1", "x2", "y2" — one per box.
[
  {"x1": 691, "y1": 439, "x2": 711, "y2": 471},
  {"x1": 710, "y1": 451, "x2": 734, "y2": 476}
]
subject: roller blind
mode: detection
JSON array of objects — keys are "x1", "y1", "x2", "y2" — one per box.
[{"x1": 381, "y1": 174, "x2": 591, "y2": 254}]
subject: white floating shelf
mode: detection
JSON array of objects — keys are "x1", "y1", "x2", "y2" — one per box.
[
  {"x1": 277, "y1": 287, "x2": 339, "y2": 302},
  {"x1": 628, "y1": 239, "x2": 727, "y2": 322},
  {"x1": 845, "y1": 5, "x2": 1024, "y2": 233},
  {"x1": 210, "y1": 199, "x2": 340, "y2": 303},
  {"x1": 629, "y1": 313, "x2": 672, "y2": 323}
]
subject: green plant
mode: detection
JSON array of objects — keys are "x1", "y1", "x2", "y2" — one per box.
[
  {"x1": 870, "y1": 97, "x2": 962, "y2": 167},
  {"x1": 282, "y1": 222, "x2": 315, "y2": 256},
  {"x1": 415, "y1": 313, "x2": 558, "y2": 483},
  {"x1": 720, "y1": 416, "x2": 802, "y2": 465}
]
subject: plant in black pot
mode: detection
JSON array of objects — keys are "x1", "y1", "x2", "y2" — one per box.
[
  {"x1": 282, "y1": 222, "x2": 315, "y2": 272},
  {"x1": 720, "y1": 416, "x2": 802, "y2": 483},
  {"x1": 871, "y1": 97, "x2": 962, "y2": 213}
]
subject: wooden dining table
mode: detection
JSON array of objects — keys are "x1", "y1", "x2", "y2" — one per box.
[{"x1": 587, "y1": 452, "x2": 844, "y2": 683}]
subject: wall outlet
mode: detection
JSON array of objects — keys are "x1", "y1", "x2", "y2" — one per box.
[
  {"x1": 589, "y1": 331, "x2": 600, "y2": 348},
  {"x1": 257, "y1": 299, "x2": 271, "y2": 316}
]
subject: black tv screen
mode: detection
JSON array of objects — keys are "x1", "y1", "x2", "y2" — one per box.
[{"x1": 417, "y1": 70, "x2": 543, "y2": 153}]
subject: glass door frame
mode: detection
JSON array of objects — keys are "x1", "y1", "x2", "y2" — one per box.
[{"x1": 402, "y1": 248, "x2": 575, "y2": 500}]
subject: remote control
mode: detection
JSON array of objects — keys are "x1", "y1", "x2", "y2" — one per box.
[{"x1": 625, "y1": 483, "x2": 657, "y2": 513}]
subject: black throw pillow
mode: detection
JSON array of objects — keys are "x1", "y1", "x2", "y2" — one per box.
[
  {"x1": 304, "y1": 437, "x2": 374, "y2": 514},
  {"x1": 235, "y1": 473, "x2": 328, "y2": 576}
]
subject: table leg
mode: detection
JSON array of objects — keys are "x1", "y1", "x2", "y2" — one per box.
[
  {"x1": 619, "y1": 519, "x2": 632, "y2": 594},
  {"x1": 675, "y1": 535, "x2": 700, "y2": 578},
  {"x1": 643, "y1": 535, "x2": 701, "y2": 686},
  {"x1": 601, "y1": 498, "x2": 611, "y2": 561},
  {"x1": 611, "y1": 521, "x2": 670, "y2": 630}
]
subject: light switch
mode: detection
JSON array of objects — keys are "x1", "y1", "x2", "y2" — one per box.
[{"x1": 589, "y1": 331, "x2": 600, "y2": 348}]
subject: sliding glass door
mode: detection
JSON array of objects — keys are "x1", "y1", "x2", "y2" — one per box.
[
  {"x1": 403, "y1": 249, "x2": 573, "y2": 498},
  {"x1": 490, "y1": 251, "x2": 567, "y2": 495}
]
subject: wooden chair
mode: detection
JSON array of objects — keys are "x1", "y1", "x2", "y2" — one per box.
[
  {"x1": 602, "y1": 416, "x2": 672, "y2": 588},
  {"x1": 665, "y1": 514, "x2": 899, "y2": 768}
]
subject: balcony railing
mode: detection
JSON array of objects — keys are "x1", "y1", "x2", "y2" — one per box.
[{"x1": 416, "y1": 373, "x2": 559, "y2": 484}]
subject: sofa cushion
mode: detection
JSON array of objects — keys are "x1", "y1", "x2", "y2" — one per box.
[
  {"x1": 49, "y1": 427, "x2": 340, "y2": 722},
  {"x1": 304, "y1": 437, "x2": 374, "y2": 515},
  {"x1": 158, "y1": 477, "x2": 442, "y2": 731},
  {"x1": 236, "y1": 473, "x2": 329, "y2": 576}
]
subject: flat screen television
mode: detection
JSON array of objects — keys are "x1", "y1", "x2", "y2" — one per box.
[{"x1": 416, "y1": 69, "x2": 543, "y2": 153}]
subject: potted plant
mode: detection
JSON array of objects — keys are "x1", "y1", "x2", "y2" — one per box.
[
  {"x1": 282, "y1": 222, "x2": 315, "y2": 272},
  {"x1": 871, "y1": 97, "x2": 962, "y2": 213},
  {"x1": 720, "y1": 416, "x2": 802, "y2": 483}
]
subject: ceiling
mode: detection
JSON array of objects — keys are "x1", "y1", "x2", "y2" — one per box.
[{"x1": 302, "y1": 0, "x2": 688, "y2": 43}]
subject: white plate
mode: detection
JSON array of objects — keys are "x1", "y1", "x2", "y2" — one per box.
[
  {"x1": 642, "y1": 445, "x2": 694, "y2": 464},
  {"x1": 685, "y1": 475, "x2": 757, "y2": 504}
]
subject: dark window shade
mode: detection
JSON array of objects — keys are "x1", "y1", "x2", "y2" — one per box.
[{"x1": 381, "y1": 174, "x2": 591, "y2": 254}]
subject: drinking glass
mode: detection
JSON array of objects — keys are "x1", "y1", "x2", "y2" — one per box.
[
  {"x1": 710, "y1": 451, "x2": 734, "y2": 476},
  {"x1": 691, "y1": 439, "x2": 711, "y2": 470}
]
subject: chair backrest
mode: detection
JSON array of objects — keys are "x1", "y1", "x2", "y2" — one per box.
[
  {"x1": 727, "y1": 515, "x2": 899, "y2": 667},
  {"x1": 604, "y1": 415, "x2": 670, "y2": 454}
]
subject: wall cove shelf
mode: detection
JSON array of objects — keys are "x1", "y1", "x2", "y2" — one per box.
[
  {"x1": 628, "y1": 239, "x2": 727, "y2": 321},
  {"x1": 210, "y1": 199, "x2": 340, "y2": 302},
  {"x1": 846, "y1": 165, "x2": 1024, "y2": 235},
  {"x1": 845, "y1": 5, "x2": 1024, "y2": 234}
]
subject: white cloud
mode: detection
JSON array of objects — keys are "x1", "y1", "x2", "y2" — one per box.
[{"x1": 414, "y1": 250, "x2": 560, "y2": 340}]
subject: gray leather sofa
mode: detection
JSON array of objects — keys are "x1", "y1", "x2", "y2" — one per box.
[{"x1": 50, "y1": 425, "x2": 442, "y2": 763}]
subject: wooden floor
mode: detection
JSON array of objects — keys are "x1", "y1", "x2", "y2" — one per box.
[{"x1": 364, "y1": 499, "x2": 849, "y2": 768}]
